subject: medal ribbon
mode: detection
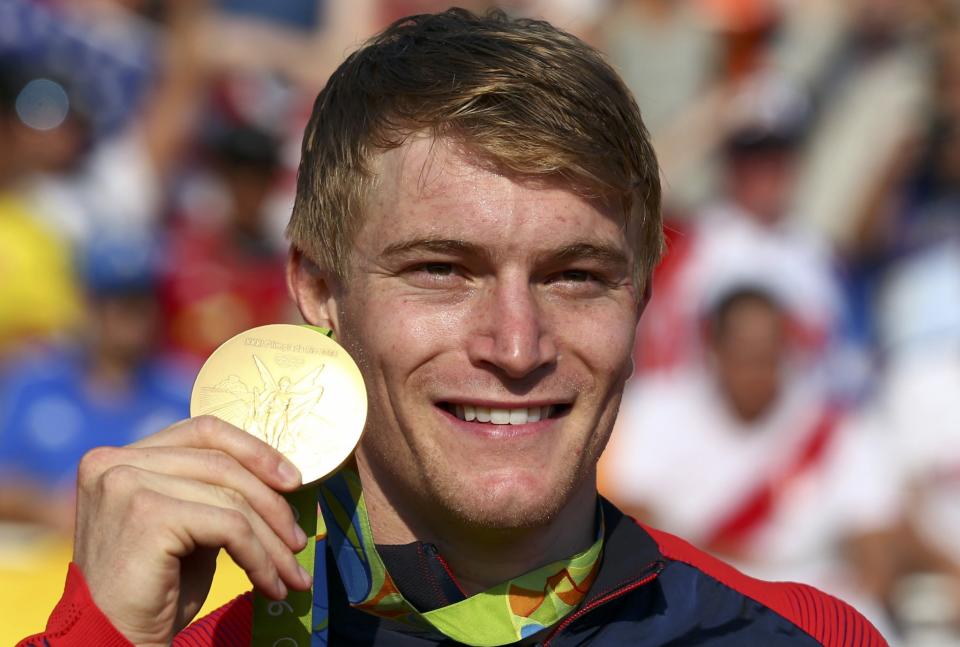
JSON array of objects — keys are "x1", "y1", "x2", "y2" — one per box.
[
  {"x1": 252, "y1": 326, "x2": 336, "y2": 647},
  {"x1": 251, "y1": 329, "x2": 603, "y2": 646}
]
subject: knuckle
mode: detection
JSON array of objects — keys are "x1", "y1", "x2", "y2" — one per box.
[
  {"x1": 127, "y1": 486, "x2": 160, "y2": 516},
  {"x1": 204, "y1": 449, "x2": 237, "y2": 475},
  {"x1": 100, "y1": 464, "x2": 138, "y2": 493},
  {"x1": 269, "y1": 490, "x2": 290, "y2": 516},
  {"x1": 215, "y1": 485, "x2": 246, "y2": 510},
  {"x1": 192, "y1": 415, "x2": 223, "y2": 441},
  {"x1": 77, "y1": 446, "x2": 118, "y2": 484},
  {"x1": 222, "y1": 508, "x2": 252, "y2": 535}
]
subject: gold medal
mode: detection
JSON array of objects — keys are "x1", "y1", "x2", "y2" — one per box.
[{"x1": 190, "y1": 324, "x2": 367, "y2": 485}]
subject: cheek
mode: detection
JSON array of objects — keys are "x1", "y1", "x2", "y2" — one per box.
[
  {"x1": 340, "y1": 292, "x2": 467, "y2": 378},
  {"x1": 555, "y1": 304, "x2": 636, "y2": 377}
]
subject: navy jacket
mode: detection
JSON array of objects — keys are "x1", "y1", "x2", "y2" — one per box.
[
  {"x1": 22, "y1": 500, "x2": 887, "y2": 646},
  {"x1": 180, "y1": 500, "x2": 887, "y2": 646}
]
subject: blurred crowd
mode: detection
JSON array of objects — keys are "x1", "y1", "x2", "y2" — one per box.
[{"x1": 1, "y1": 0, "x2": 959, "y2": 644}]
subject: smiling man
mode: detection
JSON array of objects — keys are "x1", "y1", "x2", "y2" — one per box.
[{"x1": 22, "y1": 8, "x2": 885, "y2": 647}]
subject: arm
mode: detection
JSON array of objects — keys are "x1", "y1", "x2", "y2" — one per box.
[{"x1": 18, "y1": 416, "x2": 310, "y2": 646}]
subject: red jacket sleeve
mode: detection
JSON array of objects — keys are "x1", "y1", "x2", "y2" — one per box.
[
  {"x1": 16, "y1": 563, "x2": 133, "y2": 647},
  {"x1": 18, "y1": 563, "x2": 253, "y2": 647}
]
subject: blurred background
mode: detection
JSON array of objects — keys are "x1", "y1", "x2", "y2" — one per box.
[{"x1": 1, "y1": 0, "x2": 959, "y2": 644}]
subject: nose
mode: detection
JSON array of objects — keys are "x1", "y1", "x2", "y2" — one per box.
[{"x1": 467, "y1": 276, "x2": 558, "y2": 379}]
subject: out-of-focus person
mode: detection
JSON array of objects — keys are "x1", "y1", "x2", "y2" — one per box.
[
  {"x1": 159, "y1": 102, "x2": 292, "y2": 362},
  {"x1": 0, "y1": 0, "x2": 213, "y2": 356},
  {"x1": 0, "y1": 68, "x2": 83, "y2": 352},
  {"x1": 855, "y1": 17, "x2": 960, "y2": 360},
  {"x1": 634, "y1": 74, "x2": 851, "y2": 388},
  {"x1": 0, "y1": 0, "x2": 211, "y2": 250},
  {"x1": 792, "y1": 0, "x2": 933, "y2": 250},
  {"x1": 0, "y1": 236, "x2": 192, "y2": 535},
  {"x1": 598, "y1": 0, "x2": 718, "y2": 137},
  {"x1": 851, "y1": 345, "x2": 960, "y2": 643},
  {"x1": 601, "y1": 284, "x2": 900, "y2": 634}
]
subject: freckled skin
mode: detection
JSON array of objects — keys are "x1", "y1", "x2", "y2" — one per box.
[{"x1": 310, "y1": 137, "x2": 642, "y2": 549}]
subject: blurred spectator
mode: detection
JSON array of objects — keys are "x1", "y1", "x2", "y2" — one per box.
[
  {"x1": 0, "y1": 235, "x2": 192, "y2": 534},
  {"x1": 634, "y1": 74, "x2": 850, "y2": 389},
  {"x1": 850, "y1": 346, "x2": 960, "y2": 640},
  {"x1": 0, "y1": 69, "x2": 82, "y2": 351},
  {"x1": 697, "y1": 0, "x2": 782, "y2": 80},
  {"x1": 855, "y1": 18, "x2": 960, "y2": 358},
  {"x1": 599, "y1": 0, "x2": 718, "y2": 136},
  {"x1": 0, "y1": 0, "x2": 211, "y2": 357},
  {"x1": 1, "y1": 0, "x2": 210, "y2": 249},
  {"x1": 601, "y1": 285, "x2": 900, "y2": 633},
  {"x1": 159, "y1": 109, "x2": 292, "y2": 362},
  {"x1": 792, "y1": 0, "x2": 932, "y2": 249}
]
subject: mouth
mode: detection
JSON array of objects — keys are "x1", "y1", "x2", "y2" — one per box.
[{"x1": 436, "y1": 402, "x2": 572, "y2": 425}]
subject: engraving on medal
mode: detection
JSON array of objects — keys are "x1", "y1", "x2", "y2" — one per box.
[
  {"x1": 195, "y1": 355, "x2": 329, "y2": 455},
  {"x1": 191, "y1": 324, "x2": 367, "y2": 485}
]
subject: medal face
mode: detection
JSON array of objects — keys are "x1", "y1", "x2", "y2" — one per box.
[{"x1": 190, "y1": 324, "x2": 367, "y2": 485}]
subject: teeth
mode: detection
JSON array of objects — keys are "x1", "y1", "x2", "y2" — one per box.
[
  {"x1": 491, "y1": 409, "x2": 511, "y2": 424},
  {"x1": 448, "y1": 405, "x2": 557, "y2": 425}
]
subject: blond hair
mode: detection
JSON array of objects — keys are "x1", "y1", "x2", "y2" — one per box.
[{"x1": 288, "y1": 8, "x2": 663, "y2": 289}]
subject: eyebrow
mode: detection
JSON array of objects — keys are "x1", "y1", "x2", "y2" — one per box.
[
  {"x1": 379, "y1": 237, "x2": 631, "y2": 271},
  {"x1": 380, "y1": 238, "x2": 489, "y2": 261},
  {"x1": 541, "y1": 242, "x2": 631, "y2": 270}
]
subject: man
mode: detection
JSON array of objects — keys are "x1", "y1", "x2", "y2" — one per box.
[
  {"x1": 0, "y1": 235, "x2": 191, "y2": 533},
  {"x1": 602, "y1": 286, "x2": 899, "y2": 633},
  {"x1": 20, "y1": 9, "x2": 885, "y2": 646}
]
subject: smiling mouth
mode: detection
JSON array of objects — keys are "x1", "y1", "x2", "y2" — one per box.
[{"x1": 437, "y1": 402, "x2": 571, "y2": 425}]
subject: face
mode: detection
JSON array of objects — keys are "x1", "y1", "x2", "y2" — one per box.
[
  {"x1": 728, "y1": 149, "x2": 796, "y2": 224},
  {"x1": 92, "y1": 293, "x2": 160, "y2": 365},
  {"x1": 320, "y1": 137, "x2": 640, "y2": 531},
  {"x1": 710, "y1": 298, "x2": 786, "y2": 422}
]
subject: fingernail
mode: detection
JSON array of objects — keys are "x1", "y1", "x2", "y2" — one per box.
[
  {"x1": 298, "y1": 565, "x2": 313, "y2": 587},
  {"x1": 277, "y1": 460, "x2": 301, "y2": 487},
  {"x1": 293, "y1": 522, "x2": 307, "y2": 548}
]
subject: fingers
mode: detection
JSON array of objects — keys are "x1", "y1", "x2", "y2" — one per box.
[
  {"x1": 71, "y1": 416, "x2": 315, "y2": 643},
  {"x1": 132, "y1": 415, "x2": 302, "y2": 492},
  {"x1": 80, "y1": 445, "x2": 307, "y2": 552},
  {"x1": 102, "y1": 465, "x2": 312, "y2": 597}
]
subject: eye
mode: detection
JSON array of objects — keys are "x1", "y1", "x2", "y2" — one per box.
[
  {"x1": 549, "y1": 269, "x2": 601, "y2": 284},
  {"x1": 555, "y1": 269, "x2": 596, "y2": 283},
  {"x1": 403, "y1": 262, "x2": 467, "y2": 289},
  {"x1": 418, "y1": 263, "x2": 455, "y2": 276},
  {"x1": 545, "y1": 267, "x2": 617, "y2": 298}
]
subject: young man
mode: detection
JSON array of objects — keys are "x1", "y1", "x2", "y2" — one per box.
[{"x1": 21, "y1": 9, "x2": 885, "y2": 646}]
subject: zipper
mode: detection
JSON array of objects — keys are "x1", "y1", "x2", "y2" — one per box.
[{"x1": 539, "y1": 560, "x2": 665, "y2": 646}]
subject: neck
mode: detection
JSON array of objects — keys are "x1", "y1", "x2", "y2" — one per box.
[{"x1": 357, "y1": 456, "x2": 598, "y2": 596}]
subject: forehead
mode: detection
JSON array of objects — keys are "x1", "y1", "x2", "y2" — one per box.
[{"x1": 357, "y1": 136, "x2": 631, "y2": 257}]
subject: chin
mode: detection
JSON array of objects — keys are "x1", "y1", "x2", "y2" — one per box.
[{"x1": 435, "y1": 468, "x2": 581, "y2": 530}]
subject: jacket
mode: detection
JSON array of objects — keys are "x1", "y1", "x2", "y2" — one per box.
[{"x1": 19, "y1": 500, "x2": 887, "y2": 646}]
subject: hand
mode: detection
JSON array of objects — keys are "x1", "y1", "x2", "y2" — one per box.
[{"x1": 73, "y1": 416, "x2": 312, "y2": 646}]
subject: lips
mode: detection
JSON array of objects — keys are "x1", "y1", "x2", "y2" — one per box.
[{"x1": 437, "y1": 402, "x2": 570, "y2": 425}]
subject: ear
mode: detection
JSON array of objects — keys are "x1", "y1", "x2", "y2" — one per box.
[{"x1": 286, "y1": 247, "x2": 341, "y2": 334}]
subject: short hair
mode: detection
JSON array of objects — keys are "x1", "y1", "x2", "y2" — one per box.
[
  {"x1": 288, "y1": 7, "x2": 663, "y2": 290},
  {"x1": 706, "y1": 286, "x2": 785, "y2": 341}
]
